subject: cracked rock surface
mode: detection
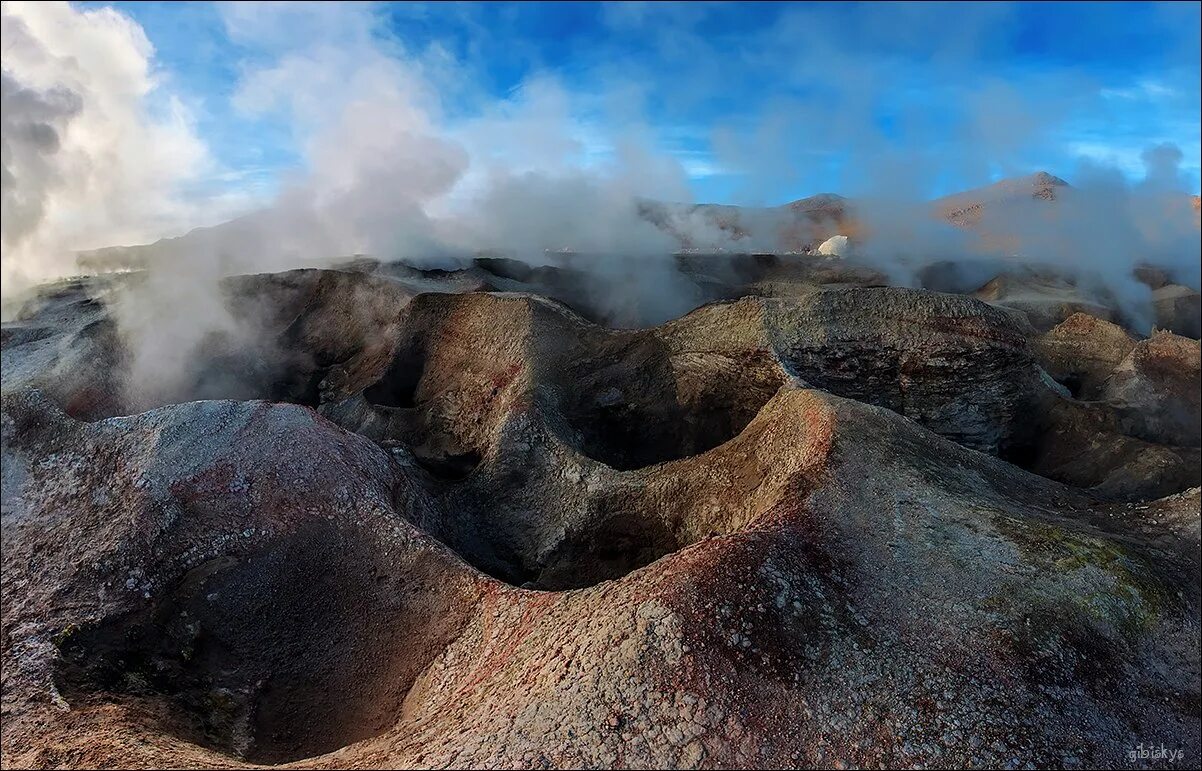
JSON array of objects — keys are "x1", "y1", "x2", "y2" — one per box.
[{"x1": 2, "y1": 259, "x2": 1199, "y2": 769}]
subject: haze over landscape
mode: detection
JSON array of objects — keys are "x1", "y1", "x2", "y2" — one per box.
[
  {"x1": 3, "y1": 2, "x2": 1200, "y2": 286},
  {"x1": 1, "y1": 2, "x2": 1201, "y2": 770}
]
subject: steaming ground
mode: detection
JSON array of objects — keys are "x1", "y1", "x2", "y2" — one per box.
[
  {"x1": 2, "y1": 230, "x2": 1200, "y2": 767},
  {"x1": 3, "y1": 0, "x2": 1197, "y2": 331},
  {"x1": 3, "y1": 3, "x2": 1200, "y2": 766},
  {"x1": 3, "y1": 164, "x2": 1201, "y2": 771},
  {"x1": 42, "y1": 170, "x2": 1199, "y2": 392}
]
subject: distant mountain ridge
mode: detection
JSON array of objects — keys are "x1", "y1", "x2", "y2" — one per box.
[
  {"x1": 934, "y1": 171, "x2": 1069, "y2": 226},
  {"x1": 74, "y1": 172, "x2": 1195, "y2": 272}
]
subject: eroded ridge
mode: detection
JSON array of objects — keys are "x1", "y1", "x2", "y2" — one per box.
[
  {"x1": 4, "y1": 268, "x2": 1199, "y2": 579},
  {"x1": 3, "y1": 268, "x2": 1070, "y2": 465}
]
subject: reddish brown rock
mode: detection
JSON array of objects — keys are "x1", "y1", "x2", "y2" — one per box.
[
  {"x1": 1034, "y1": 312, "x2": 1137, "y2": 399},
  {"x1": 2, "y1": 386, "x2": 1197, "y2": 768},
  {"x1": 1101, "y1": 331, "x2": 1201, "y2": 448},
  {"x1": 2, "y1": 263, "x2": 1199, "y2": 770}
]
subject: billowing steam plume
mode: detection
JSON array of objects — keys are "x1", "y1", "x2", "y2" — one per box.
[{"x1": 1, "y1": 1, "x2": 1198, "y2": 402}]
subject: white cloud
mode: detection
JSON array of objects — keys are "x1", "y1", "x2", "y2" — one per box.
[
  {"x1": 0, "y1": 0, "x2": 231, "y2": 298},
  {"x1": 1066, "y1": 141, "x2": 1149, "y2": 177},
  {"x1": 676, "y1": 153, "x2": 725, "y2": 179},
  {"x1": 1100, "y1": 79, "x2": 1178, "y2": 101}
]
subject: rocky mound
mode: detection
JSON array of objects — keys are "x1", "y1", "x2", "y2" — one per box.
[
  {"x1": 1034, "y1": 312, "x2": 1137, "y2": 399},
  {"x1": 1152, "y1": 283, "x2": 1202, "y2": 339},
  {"x1": 1102, "y1": 331, "x2": 1201, "y2": 448},
  {"x1": 1024, "y1": 315, "x2": 1201, "y2": 501},
  {"x1": 973, "y1": 272, "x2": 1119, "y2": 332},
  {"x1": 2, "y1": 262, "x2": 1199, "y2": 769}
]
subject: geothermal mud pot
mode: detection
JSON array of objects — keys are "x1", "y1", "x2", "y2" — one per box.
[{"x1": 1, "y1": 256, "x2": 1200, "y2": 768}]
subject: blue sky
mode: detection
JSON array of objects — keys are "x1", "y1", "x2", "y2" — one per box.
[{"x1": 100, "y1": 1, "x2": 1202, "y2": 205}]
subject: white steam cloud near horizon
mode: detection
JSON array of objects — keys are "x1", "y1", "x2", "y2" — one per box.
[
  {"x1": 1, "y1": 0, "x2": 1199, "y2": 401},
  {"x1": 0, "y1": 1, "x2": 247, "y2": 295}
]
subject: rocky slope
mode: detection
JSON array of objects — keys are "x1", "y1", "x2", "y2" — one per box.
[
  {"x1": 2, "y1": 260, "x2": 1199, "y2": 769},
  {"x1": 934, "y1": 171, "x2": 1069, "y2": 227}
]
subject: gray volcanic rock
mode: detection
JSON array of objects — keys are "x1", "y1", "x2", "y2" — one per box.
[
  {"x1": 1153, "y1": 283, "x2": 1202, "y2": 339},
  {"x1": 974, "y1": 272, "x2": 1118, "y2": 332},
  {"x1": 1, "y1": 269, "x2": 416, "y2": 420},
  {"x1": 1026, "y1": 319, "x2": 1200, "y2": 501},
  {"x1": 1, "y1": 387, "x2": 1197, "y2": 768},
  {"x1": 0, "y1": 275, "x2": 128, "y2": 417},
  {"x1": 763, "y1": 286, "x2": 1044, "y2": 454},
  {"x1": 1027, "y1": 397, "x2": 1201, "y2": 502},
  {"x1": 1, "y1": 393, "x2": 476, "y2": 765},
  {"x1": 1101, "y1": 331, "x2": 1201, "y2": 448},
  {"x1": 2, "y1": 260, "x2": 1200, "y2": 770}
]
